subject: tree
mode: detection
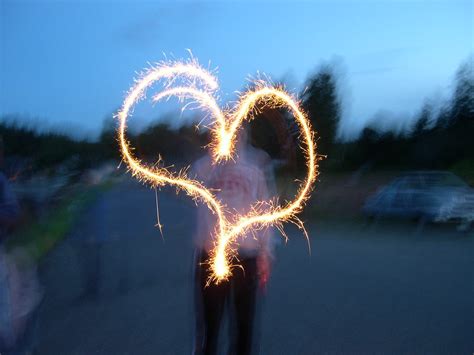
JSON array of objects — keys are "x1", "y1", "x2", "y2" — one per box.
[
  {"x1": 99, "y1": 114, "x2": 119, "y2": 159},
  {"x1": 451, "y1": 57, "x2": 474, "y2": 123},
  {"x1": 443, "y1": 58, "x2": 474, "y2": 163},
  {"x1": 411, "y1": 102, "x2": 432, "y2": 136},
  {"x1": 301, "y1": 64, "x2": 341, "y2": 159}
]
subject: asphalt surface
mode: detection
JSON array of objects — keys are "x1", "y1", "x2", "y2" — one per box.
[{"x1": 35, "y1": 180, "x2": 474, "y2": 354}]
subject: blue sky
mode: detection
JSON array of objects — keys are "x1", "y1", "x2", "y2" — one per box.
[{"x1": 1, "y1": 0, "x2": 472, "y2": 139}]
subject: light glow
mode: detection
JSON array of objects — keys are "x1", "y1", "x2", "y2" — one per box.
[{"x1": 117, "y1": 58, "x2": 318, "y2": 283}]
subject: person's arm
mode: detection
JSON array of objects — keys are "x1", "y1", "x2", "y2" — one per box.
[
  {"x1": 190, "y1": 154, "x2": 215, "y2": 251},
  {"x1": 256, "y1": 159, "x2": 276, "y2": 290}
]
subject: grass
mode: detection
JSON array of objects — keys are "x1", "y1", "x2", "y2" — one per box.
[{"x1": 6, "y1": 180, "x2": 115, "y2": 262}]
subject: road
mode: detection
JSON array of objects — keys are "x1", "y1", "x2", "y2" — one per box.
[{"x1": 35, "y1": 179, "x2": 474, "y2": 354}]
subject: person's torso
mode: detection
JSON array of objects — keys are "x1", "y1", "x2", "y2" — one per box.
[{"x1": 193, "y1": 150, "x2": 268, "y2": 253}]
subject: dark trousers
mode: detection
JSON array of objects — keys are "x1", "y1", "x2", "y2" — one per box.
[{"x1": 194, "y1": 250, "x2": 259, "y2": 355}]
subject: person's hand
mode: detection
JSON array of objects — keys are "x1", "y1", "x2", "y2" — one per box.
[{"x1": 257, "y1": 252, "x2": 271, "y2": 292}]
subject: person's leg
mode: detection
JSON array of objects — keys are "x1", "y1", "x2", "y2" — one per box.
[
  {"x1": 193, "y1": 250, "x2": 229, "y2": 355},
  {"x1": 230, "y1": 256, "x2": 259, "y2": 355}
]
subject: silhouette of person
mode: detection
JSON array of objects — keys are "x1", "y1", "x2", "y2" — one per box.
[{"x1": 192, "y1": 128, "x2": 275, "y2": 355}]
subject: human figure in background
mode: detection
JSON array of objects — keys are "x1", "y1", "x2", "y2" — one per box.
[
  {"x1": 72, "y1": 189, "x2": 108, "y2": 302},
  {"x1": 0, "y1": 136, "x2": 21, "y2": 352},
  {"x1": 71, "y1": 167, "x2": 126, "y2": 302},
  {"x1": 192, "y1": 128, "x2": 275, "y2": 355}
]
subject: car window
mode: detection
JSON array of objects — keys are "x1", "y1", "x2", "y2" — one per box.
[
  {"x1": 423, "y1": 173, "x2": 467, "y2": 187},
  {"x1": 397, "y1": 176, "x2": 422, "y2": 190}
]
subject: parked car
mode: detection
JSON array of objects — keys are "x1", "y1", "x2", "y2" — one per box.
[{"x1": 362, "y1": 171, "x2": 474, "y2": 229}]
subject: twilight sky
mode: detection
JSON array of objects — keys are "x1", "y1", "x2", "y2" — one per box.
[{"x1": 1, "y1": 0, "x2": 472, "y2": 139}]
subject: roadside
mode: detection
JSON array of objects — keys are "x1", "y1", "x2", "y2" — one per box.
[
  {"x1": 34, "y1": 180, "x2": 474, "y2": 354},
  {"x1": 7, "y1": 179, "x2": 115, "y2": 262},
  {"x1": 6, "y1": 164, "x2": 120, "y2": 261}
]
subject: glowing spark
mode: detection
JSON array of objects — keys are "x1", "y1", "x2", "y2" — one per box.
[
  {"x1": 154, "y1": 188, "x2": 164, "y2": 241},
  {"x1": 117, "y1": 59, "x2": 318, "y2": 283}
]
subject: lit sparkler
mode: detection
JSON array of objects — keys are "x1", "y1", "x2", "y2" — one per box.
[{"x1": 117, "y1": 58, "x2": 318, "y2": 283}]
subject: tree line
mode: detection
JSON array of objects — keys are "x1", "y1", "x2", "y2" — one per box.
[
  {"x1": 299, "y1": 57, "x2": 473, "y2": 179},
  {"x1": 1, "y1": 57, "x2": 472, "y2": 181}
]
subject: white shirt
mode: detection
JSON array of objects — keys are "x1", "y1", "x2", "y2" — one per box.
[{"x1": 192, "y1": 145, "x2": 275, "y2": 257}]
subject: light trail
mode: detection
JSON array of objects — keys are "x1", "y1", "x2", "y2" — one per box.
[{"x1": 117, "y1": 59, "x2": 318, "y2": 283}]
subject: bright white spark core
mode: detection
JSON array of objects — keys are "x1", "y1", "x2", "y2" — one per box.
[{"x1": 117, "y1": 58, "x2": 319, "y2": 284}]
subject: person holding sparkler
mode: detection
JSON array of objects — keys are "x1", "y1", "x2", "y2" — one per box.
[
  {"x1": 192, "y1": 127, "x2": 275, "y2": 355},
  {"x1": 117, "y1": 59, "x2": 317, "y2": 353}
]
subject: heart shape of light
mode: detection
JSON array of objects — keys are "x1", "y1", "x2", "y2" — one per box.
[{"x1": 117, "y1": 59, "x2": 318, "y2": 283}]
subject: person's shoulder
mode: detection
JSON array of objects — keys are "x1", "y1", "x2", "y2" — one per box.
[
  {"x1": 192, "y1": 154, "x2": 213, "y2": 176},
  {"x1": 250, "y1": 146, "x2": 272, "y2": 166}
]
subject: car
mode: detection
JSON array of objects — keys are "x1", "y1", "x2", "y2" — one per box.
[{"x1": 362, "y1": 171, "x2": 474, "y2": 229}]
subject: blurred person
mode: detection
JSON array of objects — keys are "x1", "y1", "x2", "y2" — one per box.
[
  {"x1": 0, "y1": 135, "x2": 42, "y2": 354},
  {"x1": 0, "y1": 135, "x2": 21, "y2": 351},
  {"x1": 71, "y1": 189, "x2": 108, "y2": 301},
  {"x1": 71, "y1": 167, "x2": 125, "y2": 302},
  {"x1": 192, "y1": 128, "x2": 275, "y2": 355}
]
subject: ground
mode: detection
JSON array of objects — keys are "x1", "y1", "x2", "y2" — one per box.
[{"x1": 34, "y1": 179, "x2": 473, "y2": 354}]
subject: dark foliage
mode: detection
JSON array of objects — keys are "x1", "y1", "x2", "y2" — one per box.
[
  {"x1": 1, "y1": 58, "x2": 472, "y2": 180},
  {"x1": 335, "y1": 58, "x2": 473, "y2": 173},
  {"x1": 0, "y1": 120, "x2": 107, "y2": 175},
  {"x1": 302, "y1": 64, "x2": 341, "y2": 160}
]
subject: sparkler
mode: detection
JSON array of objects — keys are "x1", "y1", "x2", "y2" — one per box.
[{"x1": 117, "y1": 58, "x2": 318, "y2": 283}]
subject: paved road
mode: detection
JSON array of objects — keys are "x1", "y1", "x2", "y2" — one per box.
[{"x1": 35, "y1": 180, "x2": 474, "y2": 354}]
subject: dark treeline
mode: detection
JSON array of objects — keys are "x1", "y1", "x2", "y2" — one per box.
[
  {"x1": 242, "y1": 57, "x2": 473, "y2": 181},
  {"x1": 0, "y1": 120, "x2": 106, "y2": 176},
  {"x1": 0, "y1": 117, "x2": 208, "y2": 177},
  {"x1": 341, "y1": 61, "x2": 473, "y2": 172},
  {"x1": 127, "y1": 124, "x2": 208, "y2": 166},
  {"x1": 1, "y1": 57, "x2": 472, "y2": 180},
  {"x1": 300, "y1": 58, "x2": 474, "y2": 178}
]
